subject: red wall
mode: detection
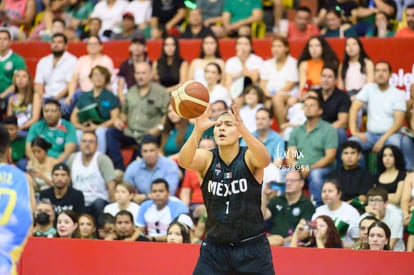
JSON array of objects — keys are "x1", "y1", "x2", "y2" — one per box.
[
  {"x1": 13, "y1": 37, "x2": 414, "y2": 78},
  {"x1": 18, "y1": 237, "x2": 413, "y2": 275}
]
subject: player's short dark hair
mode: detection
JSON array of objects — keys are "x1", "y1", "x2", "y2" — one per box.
[
  {"x1": 151, "y1": 178, "x2": 169, "y2": 191},
  {"x1": 0, "y1": 124, "x2": 10, "y2": 155}
]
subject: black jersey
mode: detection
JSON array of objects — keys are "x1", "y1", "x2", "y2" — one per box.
[{"x1": 201, "y1": 147, "x2": 265, "y2": 243}]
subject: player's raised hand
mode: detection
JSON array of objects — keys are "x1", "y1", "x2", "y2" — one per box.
[
  {"x1": 194, "y1": 104, "x2": 216, "y2": 132},
  {"x1": 229, "y1": 104, "x2": 244, "y2": 130}
]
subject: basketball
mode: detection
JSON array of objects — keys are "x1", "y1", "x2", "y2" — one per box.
[{"x1": 170, "y1": 80, "x2": 210, "y2": 119}]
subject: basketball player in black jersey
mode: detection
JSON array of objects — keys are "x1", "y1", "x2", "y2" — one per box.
[{"x1": 178, "y1": 104, "x2": 275, "y2": 274}]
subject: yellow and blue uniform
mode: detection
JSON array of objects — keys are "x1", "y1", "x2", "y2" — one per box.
[{"x1": 0, "y1": 163, "x2": 32, "y2": 275}]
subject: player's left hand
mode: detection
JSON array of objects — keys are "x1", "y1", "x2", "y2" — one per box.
[{"x1": 229, "y1": 104, "x2": 244, "y2": 130}]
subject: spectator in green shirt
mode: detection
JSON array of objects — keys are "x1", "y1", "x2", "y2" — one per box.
[
  {"x1": 3, "y1": 115, "x2": 26, "y2": 168},
  {"x1": 26, "y1": 99, "x2": 77, "y2": 163}
]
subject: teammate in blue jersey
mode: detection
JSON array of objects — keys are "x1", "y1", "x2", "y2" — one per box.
[
  {"x1": 0, "y1": 125, "x2": 33, "y2": 275},
  {"x1": 178, "y1": 105, "x2": 275, "y2": 275}
]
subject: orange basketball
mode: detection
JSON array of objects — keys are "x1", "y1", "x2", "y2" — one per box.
[{"x1": 170, "y1": 80, "x2": 210, "y2": 119}]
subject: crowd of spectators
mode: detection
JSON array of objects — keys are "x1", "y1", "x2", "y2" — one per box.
[{"x1": 1, "y1": 0, "x2": 414, "y2": 253}]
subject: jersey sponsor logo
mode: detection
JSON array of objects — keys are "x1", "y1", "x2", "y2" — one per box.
[{"x1": 207, "y1": 179, "x2": 248, "y2": 197}]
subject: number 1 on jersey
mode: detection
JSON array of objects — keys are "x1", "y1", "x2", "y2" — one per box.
[{"x1": 225, "y1": 201, "x2": 229, "y2": 214}]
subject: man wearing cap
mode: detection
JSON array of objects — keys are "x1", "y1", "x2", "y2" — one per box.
[
  {"x1": 39, "y1": 163, "x2": 85, "y2": 216},
  {"x1": 116, "y1": 35, "x2": 150, "y2": 106},
  {"x1": 110, "y1": 12, "x2": 143, "y2": 41}
]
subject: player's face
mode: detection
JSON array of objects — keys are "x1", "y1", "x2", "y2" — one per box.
[
  {"x1": 57, "y1": 213, "x2": 78, "y2": 238},
  {"x1": 52, "y1": 170, "x2": 70, "y2": 189},
  {"x1": 360, "y1": 219, "x2": 375, "y2": 245},
  {"x1": 167, "y1": 224, "x2": 184, "y2": 243},
  {"x1": 368, "y1": 226, "x2": 388, "y2": 250},
  {"x1": 341, "y1": 147, "x2": 359, "y2": 168},
  {"x1": 115, "y1": 215, "x2": 134, "y2": 238},
  {"x1": 115, "y1": 185, "x2": 133, "y2": 204},
  {"x1": 151, "y1": 182, "x2": 170, "y2": 208},
  {"x1": 141, "y1": 143, "x2": 159, "y2": 168},
  {"x1": 321, "y1": 182, "x2": 341, "y2": 206},
  {"x1": 255, "y1": 110, "x2": 271, "y2": 131},
  {"x1": 80, "y1": 133, "x2": 98, "y2": 155},
  {"x1": 79, "y1": 216, "x2": 96, "y2": 238},
  {"x1": 214, "y1": 114, "x2": 240, "y2": 146}
]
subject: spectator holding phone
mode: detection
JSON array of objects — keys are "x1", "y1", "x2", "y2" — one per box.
[
  {"x1": 262, "y1": 170, "x2": 315, "y2": 246},
  {"x1": 290, "y1": 215, "x2": 342, "y2": 248}
]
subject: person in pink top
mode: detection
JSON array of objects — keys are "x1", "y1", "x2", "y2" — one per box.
[
  {"x1": 285, "y1": 6, "x2": 319, "y2": 39},
  {"x1": 65, "y1": 35, "x2": 114, "y2": 107},
  {"x1": 0, "y1": 0, "x2": 35, "y2": 40},
  {"x1": 395, "y1": 5, "x2": 414, "y2": 38}
]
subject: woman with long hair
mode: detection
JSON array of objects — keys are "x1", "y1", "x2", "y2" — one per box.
[
  {"x1": 78, "y1": 213, "x2": 97, "y2": 239},
  {"x1": 152, "y1": 35, "x2": 189, "y2": 93},
  {"x1": 188, "y1": 34, "x2": 225, "y2": 86},
  {"x1": 367, "y1": 221, "x2": 391, "y2": 250},
  {"x1": 291, "y1": 215, "x2": 343, "y2": 248},
  {"x1": 56, "y1": 210, "x2": 79, "y2": 238},
  {"x1": 297, "y1": 36, "x2": 339, "y2": 92},
  {"x1": 7, "y1": 69, "x2": 42, "y2": 133},
  {"x1": 161, "y1": 104, "x2": 194, "y2": 159},
  {"x1": 375, "y1": 145, "x2": 407, "y2": 207},
  {"x1": 204, "y1": 62, "x2": 232, "y2": 107},
  {"x1": 337, "y1": 36, "x2": 374, "y2": 95},
  {"x1": 166, "y1": 221, "x2": 191, "y2": 244},
  {"x1": 27, "y1": 137, "x2": 58, "y2": 192},
  {"x1": 259, "y1": 35, "x2": 298, "y2": 126}
]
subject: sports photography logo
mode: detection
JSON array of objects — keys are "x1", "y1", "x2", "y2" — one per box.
[{"x1": 274, "y1": 143, "x2": 310, "y2": 172}]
